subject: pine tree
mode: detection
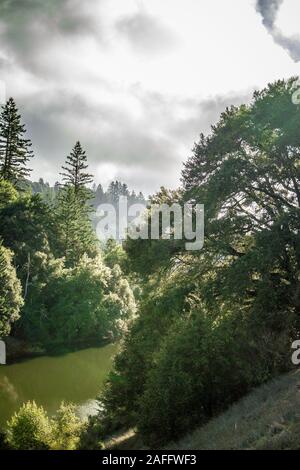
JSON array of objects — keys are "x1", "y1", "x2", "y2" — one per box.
[
  {"x1": 55, "y1": 143, "x2": 96, "y2": 266},
  {"x1": 60, "y1": 141, "x2": 93, "y2": 197},
  {"x1": 107, "y1": 180, "x2": 129, "y2": 204},
  {"x1": 0, "y1": 98, "x2": 33, "y2": 184}
]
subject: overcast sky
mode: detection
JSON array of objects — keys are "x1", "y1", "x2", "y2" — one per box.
[{"x1": 0, "y1": 0, "x2": 299, "y2": 194}]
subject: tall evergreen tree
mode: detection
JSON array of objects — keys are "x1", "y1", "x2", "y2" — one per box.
[
  {"x1": 0, "y1": 98, "x2": 33, "y2": 184},
  {"x1": 60, "y1": 141, "x2": 93, "y2": 196},
  {"x1": 55, "y1": 143, "x2": 96, "y2": 266}
]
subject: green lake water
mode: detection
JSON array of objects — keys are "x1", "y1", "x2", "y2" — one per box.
[{"x1": 0, "y1": 343, "x2": 118, "y2": 428}]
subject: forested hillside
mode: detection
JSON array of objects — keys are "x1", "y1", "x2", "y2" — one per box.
[
  {"x1": 87, "y1": 78, "x2": 300, "y2": 449},
  {"x1": 0, "y1": 98, "x2": 136, "y2": 352},
  {"x1": 1, "y1": 78, "x2": 300, "y2": 450},
  {"x1": 26, "y1": 178, "x2": 146, "y2": 212}
]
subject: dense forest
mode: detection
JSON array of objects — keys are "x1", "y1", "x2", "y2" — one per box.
[{"x1": 1, "y1": 78, "x2": 300, "y2": 450}]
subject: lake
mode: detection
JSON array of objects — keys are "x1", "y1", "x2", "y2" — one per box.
[{"x1": 0, "y1": 343, "x2": 118, "y2": 428}]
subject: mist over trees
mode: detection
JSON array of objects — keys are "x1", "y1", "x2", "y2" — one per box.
[{"x1": 0, "y1": 97, "x2": 137, "y2": 352}]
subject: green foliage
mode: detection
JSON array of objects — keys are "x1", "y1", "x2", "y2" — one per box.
[
  {"x1": 1, "y1": 80, "x2": 299, "y2": 450},
  {"x1": 6, "y1": 401, "x2": 52, "y2": 450},
  {"x1": 0, "y1": 178, "x2": 18, "y2": 208},
  {"x1": 179, "y1": 77, "x2": 300, "y2": 364},
  {"x1": 26, "y1": 177, "x2": 59, "y2": 204},
  {"x1": 51, "y1": 402, "x2": 85, "y2": 450},
  {"x1": 103, "y1": 239, "x2": 127, "y2": 269},
  {"x1": 60, "y1": 141, "x2": 93, "y2": 197},
  {"x1": 6, "y1": 401, "x2": 86, "y2": 450},
  {"x1": 54, "y1": 186, "x2": 97, "y2": 266},
  {"x1": 97, "y1": 78, "x2": 300, "y2": 447},
  {"x1": 0, "y1": 98, "x2": 33, "y2": 185},
  {"x1": 0, "y1": 192, "x2": 56, "y2": 290},
  {"x1": 22, "y1": 255, "x2": 136, "y2": 347},
  {"x1": 55, "y1": 144, "x2": 96, "y2": 266},
  {"x1": 99, "y1": 271, "x2": 194, "y2": 434},
  {"x1": 78, "y1": 415, "x2": 104, "y2": 450},
  {"x1": 138, "y1": 308, "x2": 264, "y2": 446},
  {"x1": 124, "y1": 187, "x2": 183, "y2": 276},
  {"x1": 0, "y1": 241, "x2": 23, "y2": 337},
  {"x1": 0, "y1": 145, "x2": 136, "y2": 350}
]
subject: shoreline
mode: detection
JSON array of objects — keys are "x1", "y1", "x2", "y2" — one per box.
[{"x1": 4, "y1": 336, "x2": 115, "y2": 364}]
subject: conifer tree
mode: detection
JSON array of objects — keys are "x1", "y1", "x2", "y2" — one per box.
[
  {"x1": 0, "y1": 98, "x2": 33, "y2": 184},
  {"x1": 60, "y1": 141, "x2": 93, "y2": 198},
  {"x1": 55, "y1": 142, "x2": 96, "y2": 266}
]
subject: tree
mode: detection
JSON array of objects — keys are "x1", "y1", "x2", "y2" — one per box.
[
  {"x1": 6, "y1": 401, "x2": 85, "y2": 450},
  {"x1": 107, "y1": 180, "x2": 129, "y2": 204},
  {"x1": 51, "y1": 402, "x2": 85, "y2": 450},
  {"x1": 0, "y1": 178, "x2": 17, "y2": 209},
  {"x1": 22, "y1": 255, "x2": 136, "y2": 347},
  {"x1": 6, "y1": 401, "x2": 52, "y2": 450},
  {"x1": 96, "y1": 78, "x2": 300, "y2": 447},
  {"x1": 26, "y1": 178, "x2": 57, "y2": 204},
  {"x1": 103, "y1": 238, "x2": 127, "y2": 269},
  {"x1": 181, "y1": 78, "x2": 300, "y2": 336},
  {"x1": 93, "y1": 183, "x2": 105, "y2": 206},
  {"x1": 0, "y1": 193, "x2": 56, "y2": 291},
  {"x1": 0, "y1": 98, "x2": 33, "y2": 185},
  {"x1": 55, "y1": 186, "x2": 97, "y2": 265},
  {"x1": 55, "y1": 142, "x2": 96, "y2": 265},
  {"x1": 60, "y1": 141, "x2": 93, "y2": 197},
  {"x1": 124, "y1": 187, "x2": 183, "y2": 276},
  {"x1": 137, "y1": 305, "x2": 265, "y2": 447},
  {"x1": 78, "y1": 415, "x2": 104, "y2": 450},
  {"x1": 0, "y1": 241, "x2": 23, "y2": 337},
  {"x1": 99, "y1": 270, "x2": 194, "y2": 436}
]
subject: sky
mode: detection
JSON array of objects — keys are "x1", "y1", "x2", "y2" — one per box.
[{"x1": 0, "y1": 0, "x2": 299, "y2": 195}]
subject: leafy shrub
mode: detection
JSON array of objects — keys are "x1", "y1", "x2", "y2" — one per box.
[
  {"x1": 51, "y1": 402, "x2": 85, "y2": 450},
  {"x1": 6, "y1": 401, "x2": 86, "y2": 450},
  {"x1": 6, "y1": 401, "x2": 52, "y2": 450}
]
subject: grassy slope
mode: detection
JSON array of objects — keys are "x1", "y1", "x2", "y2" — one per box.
[
  {"x1": 168, "y1": 369, "x2": 300, "y2": 450},
  {"x1": 106, "y1": 369, "x2": 300, "y2": 450}
]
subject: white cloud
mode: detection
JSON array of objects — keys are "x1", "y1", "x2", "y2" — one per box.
[{"x1": 0, "y1": 0, "x2": 299, "y2": 194}]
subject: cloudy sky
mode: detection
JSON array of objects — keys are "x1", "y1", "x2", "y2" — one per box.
[{"x1": 0, "y1": 0, "x2": 299, "y2": 194}]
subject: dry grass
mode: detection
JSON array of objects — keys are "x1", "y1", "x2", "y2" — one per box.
[{"x1": 169, "y1": 368, "x2": 300, "y2": 450}]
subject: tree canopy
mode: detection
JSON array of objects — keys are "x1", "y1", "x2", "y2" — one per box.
[{"x1": 97, "y1": 78, "x2": 300, "y2": 446}]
